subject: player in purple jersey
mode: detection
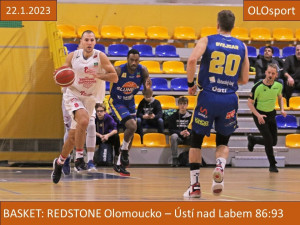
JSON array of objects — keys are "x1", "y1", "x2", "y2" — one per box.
[{"x1": 183, "y1": 10, "x2": 249, "y2": 198}]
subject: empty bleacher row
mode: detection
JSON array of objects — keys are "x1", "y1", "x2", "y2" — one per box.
[
  {"x1": 122, "y1": 133, "x2": 300, "y2": 148},
  {"x1": 64, "y1": 43, "x2": 297, "y2": 60},
  {"x1": 57, "y1": 24, "x2": 300, "y2": 43}
]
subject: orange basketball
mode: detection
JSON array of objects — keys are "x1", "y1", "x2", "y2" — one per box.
[{"x1": 54, "y1": 66, "x2": 75, "y2": 87}]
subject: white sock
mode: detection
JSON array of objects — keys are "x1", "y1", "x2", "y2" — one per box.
[
  {"x1": 87, "y1": 152, "x2": 94, "y2": 162},
  {"x1": 121, "y1": 140, "x2": 130, "y2": 150},
  {"x1": 76, "y1": 149, "x2": 84, "y2": 159},
  {"x1": 216, "y1": 157, "x2": 226, "y2": 171},
  {"x1": 117, "y1": 154, "x2": 121, "y2": 166},
  {"x1": 190, "y1": 170, "x2": 199, "y2": 185}
]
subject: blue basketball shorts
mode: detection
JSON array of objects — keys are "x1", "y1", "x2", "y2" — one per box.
[
  {"x1": 189, "y1": 90, "x2": 239, "y2": 136},
  {"x1": 108, "y1": 98, "x2": 136, "y2": 123}
]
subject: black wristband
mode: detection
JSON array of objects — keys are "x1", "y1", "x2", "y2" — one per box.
[{"x1": 187, "y1": 81, "x2": 195, "y2": 87}]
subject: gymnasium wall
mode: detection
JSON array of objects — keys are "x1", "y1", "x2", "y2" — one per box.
[
  {"x1": 0, "y1": 3, "x2": 298, "y2": 139},
  {"x1": 0, "y1": 22, "x2": 63, "y2": 139},
  {"x1": 57, "y1": 4, "x2": 300, "y2": 33}
]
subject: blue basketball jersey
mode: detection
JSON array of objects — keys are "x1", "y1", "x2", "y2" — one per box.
[
  {"x1": 110, "y1": 64, "x2": 143, "y2": 102},
  {"x1": 197, "y1": 34, "x2": 245, "y2": 94}
]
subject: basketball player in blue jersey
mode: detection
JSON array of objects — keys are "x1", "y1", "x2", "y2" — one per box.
[
  {"x1": 109, "y1": 49, "x2": 152, "y2": 176},
  {"x1": 183, "y1": 10, "x2": 249, "y2": 198}
]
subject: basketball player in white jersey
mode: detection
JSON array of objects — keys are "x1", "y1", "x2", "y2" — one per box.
[
  {"x1": 52, "y1": 30, "x2": 118, "y2": 184},
  {"x1": 61, "y1": 83, "x2": 105, "y2": 175}
]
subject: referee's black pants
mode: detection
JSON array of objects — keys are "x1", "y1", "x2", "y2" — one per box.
[{"x1": 252, "y1": 110, "x2": 278, "y2": 166}]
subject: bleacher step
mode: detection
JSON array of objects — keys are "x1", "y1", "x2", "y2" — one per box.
[{"x1": 231, "y1": 156, "x2": 285, "y2": 167}]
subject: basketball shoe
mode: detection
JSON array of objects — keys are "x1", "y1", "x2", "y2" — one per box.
[
  {"x1": 212, "y1": 166, "x2": 224, "y2": 195},
  {"x1": 51, "y1": 158, "x2": 63, "y2": 184},
  {"x1": 113, "y1": 164, "x2": 130, "y2": 176},
  {"x1": 87, "y1": 160, "x2": 97, "y2": 172},
  {"x1": 74, "y1": 158, "x2": 87, "y2": 173},
  {"x1": 62, "y1": 156, "x2": 71, "y2": 175},
  {"x1": 183, "y1": 182, "x2": 201, "y2": 198},
  {"x1": 120, "y1": 150, "x2": 129, "y2": 167},
  {"x1": 119, "y1": 165, "x2": 130, "y2": 176}
]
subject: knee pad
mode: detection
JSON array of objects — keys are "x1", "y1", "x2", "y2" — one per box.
[
  {"x1": 86, "y1": 117, "x2": 96, "y2": 148},
  {"x1": 216, "y1": 133, "x2": 230, "y2": 146},
  {"x1": 190, "y1": 131, "x2": 205, "y2": 149}
]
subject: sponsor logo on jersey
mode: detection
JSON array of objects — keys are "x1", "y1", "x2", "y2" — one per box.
[
  {"x1": 123, "y1": 95, "x2": 134, "y2": 100},
  {"x1": 70, "y1": 98, "x2": 78, "y2": 102},
  {"x1": 226, "y1": 109, "x2": 236, "y2": 119},
  {"x1": 195, "y1": 117, "x2": 209, "y2": 126},
  {"x1": 216, "y1": 42, "x2": 239, "y2": 50},
  {"x1": 80, "y1": 91, "x2": 92, "y2": 96},
  {"x1": 93, "y1": 54, "x2": 98, "y2": 58},
  {"x1": 217, "y1": 78, "x2": 234, "y2": 87},
  {"x1": 78, "y1": 77, "x2": 97, "y2": 88},
  {"x1": 116, "y1": 81, "x2": 139, "y2": 94},
  {"x1": 94, "y1": 62, "x2": 98, "y2": 67},
  {"x1": 212, "y1": 86, "x2": 227, "y2": 93},
  {"x1": 121, "y1": 73, "x2": 127, "y2": 78},
  {"x1": 197, "y1": 107, "x2": 208, "y2": 118},
  {"x1": 209, "y1": 76, "x2": 216, "y2": 83}
]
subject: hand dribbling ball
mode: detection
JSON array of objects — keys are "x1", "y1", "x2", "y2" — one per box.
[{"x1": 54, "y1": 66, "x2": 75, "y2": 87}]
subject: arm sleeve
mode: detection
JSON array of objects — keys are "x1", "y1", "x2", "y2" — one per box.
[
  {"x1": 168, "y1": 113, "x2": 181, "y2": 136},
  {"x1": 107, "y1": 115, "x2": 117, "y2": 132},
  {"x1": 153, "y1": 100, "x2": 163, "y2": 119},
  {"x1": 136, "y1": 99, "x2": 145, "y2": 119},
  {"x1": 254, "y1": 60, "x2": 264, "y2": 82},
  {"x1": 283, "y1": 56, "x2": 292, "y2": 75}
]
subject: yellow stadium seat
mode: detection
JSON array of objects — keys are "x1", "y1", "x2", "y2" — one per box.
[
  {"x1": 134, "y1": 95, "x2": 144, "y2": 109},
  {"x1": 154, "y1": 95, "x2": 177, "y2": 110},
  {"x1": 202, "y1": 134, "x2": 216, "y2": 148},
  {"x1": 231, "y1": 27, "x2": 250, "y2": 41},
  {"x1": 184, "y1": 95, "x2": 196, "y2": 110},
  {"x1": 119, "y1": 133, "x2": 144, "y2": 147},
  {"x1": 289, "y1": 96, "x2": 300, "y2": 110},
  {"x1": 285, "y1": 134, "x2": 300, "y2": 148},
  {"x1": 273, "y1": 28, "x2": 296, "y2": 42},
  {"x1": 275, "y1": 97, "x2": 290, "y2": 111},
  {"x1": 77, "y1": 25, "x2": 101, "y2": 38},
  {"x1": 143, "y1": 133, "x2": 170, "y2": 147},
  {"x1": 296, "y1": 29, "x2": 300, "y2": 41},
  {"x1": 124, "y1": 26, "x2": 147, "y2": 39},
  {"x1": 162, "y1": 61, "x2": 186, "y2": 74},
  {"x1": 250, "y1": 27, "x2": 273, "y2": 41},
  {"x1": 140, "y1": 61, "x2": 162, "y2": 74},
  {"x1": 57, "y1": 24, "x2": 77, "y2": 39},
  {"x1": 147, "y1": 26, "x2": 170, "y2": 40},
  {"x1": 173, "y1": 26, "x2": 197, "y2": 40},
  {"x1": 200, "y1": 27, "x2": 217, "y2": 37},
  {"x1": 114, "y1": 60, "x2": 127, "y2": 66},
  {"x1": 100, "y1": 25, "x2": 124, "y2": 39}
]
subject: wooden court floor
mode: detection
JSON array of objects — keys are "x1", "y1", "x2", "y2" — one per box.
[{"x1": 0, "y1": 166, "x2": 300, "y2": 201}]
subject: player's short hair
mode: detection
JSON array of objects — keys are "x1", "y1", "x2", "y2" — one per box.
[
  {"x1": 267, "y1": 63, "x2": 279, "y2": 73},
  {"x1": 264, "y1": 46, "x2": 274, "y2": 54},
  {"x1": 218, "y1": 10, "x2": 235, "y2": 32},
  {"x1": 127, "y1": 49, "x2": 140, "y2": 58},
  {"x1": 143, "y1": 88, "x2": 153, "y2": 98},
  {"x1": 178, "y1": 96, "x2": 188, "y2": 104},
  {"x1": 81, "y1": 30, "x2": 95, "y2": 38},
  {"x1": 95, "y1": 103, "x2": 106, "y2": 111}
]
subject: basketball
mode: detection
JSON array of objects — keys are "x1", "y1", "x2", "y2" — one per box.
[{"x1": 54, "y1": 66, "x2": 75, "y2": 87}]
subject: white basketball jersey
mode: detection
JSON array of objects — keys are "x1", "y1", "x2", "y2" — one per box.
[{"x1": 68, "y1": 49, "x2": 105, "y2": 100}]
